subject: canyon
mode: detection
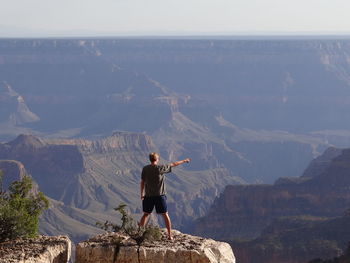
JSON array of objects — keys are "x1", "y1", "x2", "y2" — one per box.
[
  {"x1": 3, "y1": 38, "x2": 350, "y2": 184},
  {"x1": 2, "y1": 38, "x2": 350, "y2": 261}
]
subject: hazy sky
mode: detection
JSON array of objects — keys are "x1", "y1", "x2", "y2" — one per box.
[{"x1": 0, "y1": 0, "x2": 350, "y2": 36}]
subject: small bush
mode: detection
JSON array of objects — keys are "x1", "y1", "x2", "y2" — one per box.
[
  {"x1": 96, "y1": 203, "x2": 161, "y2": 246},
  {"x1": 0, "y1": 171, "x2": 49, "y2": 242}
]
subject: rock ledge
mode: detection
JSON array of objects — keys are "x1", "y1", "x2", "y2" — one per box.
[
  {"x1": 0, "y1": 235, "x2": 71, "y2": 263},
  {"x1": 76, "y1": 229, "x2": 235, "y2": 263}
]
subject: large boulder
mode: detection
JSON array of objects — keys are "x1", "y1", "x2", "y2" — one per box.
[{"x1": 76, "y1": 230, "x2": 235, "y2": 263}]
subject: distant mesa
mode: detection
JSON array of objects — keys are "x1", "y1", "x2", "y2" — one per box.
[{"x1": 7, "y1": 134, "x2": 46, "y2": 148}]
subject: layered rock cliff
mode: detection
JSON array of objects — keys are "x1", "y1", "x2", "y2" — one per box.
[
  {"x1": 76, "y1": 230, "x2": 235, "y2": 263},
  {"x1": 194, "y1": 146, "x2": 350, "y2": 240},
  {"x1": 0, "y1": 134, "x2": 85, "y2": 200},
  {"x1": 232, "y1": 211, "x2": 350, "y2": 263},
  {"x1": 194, "y1": 146, "x2": 350, "y2": 262}
]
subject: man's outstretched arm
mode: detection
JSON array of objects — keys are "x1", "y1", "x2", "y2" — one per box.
[{"x1": 170, "y1": 158, "x2": 191, "y2": 167}]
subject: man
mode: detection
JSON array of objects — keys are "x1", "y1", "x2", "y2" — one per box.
[{"x1": 139, "y1": 152, "x2": 190, "y2": 240}]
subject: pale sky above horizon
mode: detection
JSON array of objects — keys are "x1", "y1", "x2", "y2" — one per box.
[{"x1": 0, "y1": 0, "x2": 350, "y2": 36}]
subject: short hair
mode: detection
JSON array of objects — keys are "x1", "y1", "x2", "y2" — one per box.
[{"x1": 149, "y1": 152, "x2": 159, "y2": 162}]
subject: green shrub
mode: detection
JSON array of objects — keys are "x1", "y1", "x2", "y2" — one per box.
[
  {"x1": 96, "y1": 203, "x2": 161, "y2": 246},
  {"x1": 0, "y1": 171, "x2": 49, "y2": 242}
]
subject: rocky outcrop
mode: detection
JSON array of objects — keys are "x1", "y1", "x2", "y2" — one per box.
[
  {"x1": 0, "y1": 235, "x2": 71, "y2": 263},
  {"x1": 76, "y1": 230, "x2": 235, "y2": 263}
]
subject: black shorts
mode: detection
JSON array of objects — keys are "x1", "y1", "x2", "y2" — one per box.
[{"x1": 142, "y1": 195, "x2": 167, "y2": 214}]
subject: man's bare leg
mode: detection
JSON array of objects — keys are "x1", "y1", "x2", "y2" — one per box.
[
  {"x1": 139, "y1": 213, "x2": 150, "y2": 227},
  {"x1": 161, "y1": 212, "x2": 173, "y2": 240}
]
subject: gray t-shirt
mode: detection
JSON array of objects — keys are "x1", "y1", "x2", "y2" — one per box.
[{"x1": 141, "y1": 164, "x2": 172, "y2": 196}]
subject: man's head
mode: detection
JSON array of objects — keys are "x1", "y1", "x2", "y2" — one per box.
[{"x1": 149, "y1": 152, "x2": 159, "y2": 163}]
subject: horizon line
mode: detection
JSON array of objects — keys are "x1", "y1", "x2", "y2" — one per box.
[
  {"x1": 2, "y1": 27, "x2": 350, "y2": 39},
  {"x1": 0, "y1": 32, "x2": 350, "y2": 39}
]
